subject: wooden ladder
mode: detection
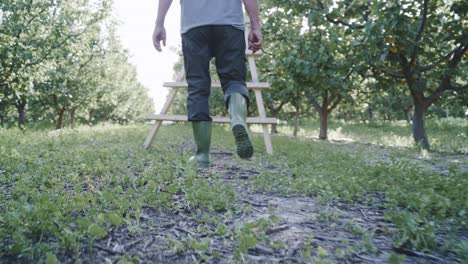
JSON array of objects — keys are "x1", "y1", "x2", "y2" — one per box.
[{"x1": 143, "y1": 49, "x2": 276, "y2": 154}]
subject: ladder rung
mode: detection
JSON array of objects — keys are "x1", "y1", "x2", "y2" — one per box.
[
  {"x1": 147, "y1": 114, "x2": 277, "y2": 124},
  {"x1": 176, "y1": 50, "x2": 260, "y2": 56},
  {"x1": 163, "y1": 82, "x2": 269, "y2": 89}
]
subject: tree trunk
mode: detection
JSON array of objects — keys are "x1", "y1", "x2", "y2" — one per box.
[
  {"x1": 270, "y1": 105, "x2": 279, "y2": 134},
  {"x1": 15, "y1": 98, "x2": 26, "y2": 128},
  {"x1": 271, "y1": 122, "x2": 278, "y2": 134},
  {"x1": 293, "y1": 108, "x2": 299, "y2": 137},
  {"x1": 319, "y1": 110, "x2": 328, "y2": 140},
  {"x1": 412, "y1": 101, "x2": 430, "y2": 149},
  {"x1": 56, "y1": 106, "x2": 66, "y2": 130},
  {"x1": 308, "y1": 91, "x2": 340, "y2": 141},
  {"x1": 270, "y1": 109, "x2": 279, "y2": 134},
  {"x1": 70, "y1": 107, "x2": 77, "y2": 129},
  {"x1": 403, "y1": 109, "x2": 412, "y2": 124},
  {"x1": 367, "y1": 106, "x2": 373, "y2": 121},
  {"x1": 88, "y1": 109, "x2": 93, "y2": 126},
  {"x1": 267, "y1": 102, "x2": 284, "y2": 134}
]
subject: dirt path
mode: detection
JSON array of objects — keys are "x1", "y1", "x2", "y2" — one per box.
[{"x1": 72, "y1": 142, "x2": 461, "y2": 263}]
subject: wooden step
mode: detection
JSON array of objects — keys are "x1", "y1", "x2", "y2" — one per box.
[
  {"x1": 163, "y1": 82, "x2": 269, "y2": 89},
  {"x1": 147, "y1": 114, "x2": 277, "y2": 124}
]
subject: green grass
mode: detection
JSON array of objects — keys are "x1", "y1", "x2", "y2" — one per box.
[
  {"x1": 255, "y1": 127, "x2": 467, "y2": 253},
  {"x1": 276, "y1": 117, "x2": 467, "y2": 154},
  {"x1": 0, "y1": 125, "x2": 238, "y2": 260},
  {"x1": 0, "y1": 120, "x2": 467, "y2": 262}
]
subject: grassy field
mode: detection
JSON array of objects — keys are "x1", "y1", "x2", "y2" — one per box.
[{"x1": 0, "y1": 120, "x2": 466, "y2": 263}]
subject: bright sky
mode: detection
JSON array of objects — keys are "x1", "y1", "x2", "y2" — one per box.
[{"x1": 113, "y1": 0, "x2": 181, "y2": 112}]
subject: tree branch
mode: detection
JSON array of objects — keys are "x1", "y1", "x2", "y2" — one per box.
[
  {"x1": 24, "y1": 22, "x2": 97, "y2": 68},
  {"x1": 426, "y1": 38, "x2": 468, "y2": 104},
  {"x1": 371, "y1": 64, "x2": 405, "y2": 79},
  {"x1": 343, "y1": 67, "x2": 355, "y2": 81},
  {"x1": 419, "y1": 46, "x2": 459, "y2": 72},
  {"x1": 447, "y1": 83, "x2": 467, "y2": 92},
  {"x1": 363, "y1": 1, "x2": 371, "y2": 22},
  {"x1": 315, "y1": 0, "x2": 365, "y2": 29},
  {"x1": 308, "y1": 95, "x2": 322, "y2": 112},
  {"x1": 277, "y1": 101, "x2": 286, "y2": 113},
  {"x1": 321, "y1": 90, "x2": 329, "y2": 110},
  {"x1": 409, "y1": 0, "x2": 429, "y2": 66},
  {"x1": 328, "y1": 95, "x2": 342, "y2": 113}
]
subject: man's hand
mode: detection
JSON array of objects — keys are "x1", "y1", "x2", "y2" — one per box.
[
  {"x1": 153, "y1": 25, "x2": 166, "y2": 52},
  {"x1": 248, "y1": 28, "x2": 262, "y2": 53},
  {"x1": 243, "y1": 0, "x2": 262, "y2": 53}
]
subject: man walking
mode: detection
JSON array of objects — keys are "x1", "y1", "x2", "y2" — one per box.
[{"x1": 153, "y1": 0, "x2": 263, "y2": 168}]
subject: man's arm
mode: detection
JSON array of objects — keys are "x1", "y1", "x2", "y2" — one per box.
[
  {"x1": 243, "y1": 0, "x2": 263, "y2": 53},
  {"x1": 153, "y1": 0, "x2": 173, "y2": 52}
]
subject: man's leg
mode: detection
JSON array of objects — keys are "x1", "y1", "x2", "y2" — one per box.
[
  {"x1": 213, "y1": 26, "x2": 253, "y2": 159},
  {"x1": 182, "y1": 26, "x2": 213, "y2": 168}
]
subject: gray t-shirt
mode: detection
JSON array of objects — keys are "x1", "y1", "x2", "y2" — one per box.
[{"x1": 180, "y1": 0, "x2": 245, "y2": 34}]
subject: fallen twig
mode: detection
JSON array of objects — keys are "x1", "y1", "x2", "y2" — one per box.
[
  {"x1": 301, "y1": 221, "x2": 319, "y2": 229},
  {"x1": 356, "y1": 254, "x2": 376, "y2": 262},
  {"x1": 125, "y1": 238, "x2": 143, "y2": 249},
  {"x1": 159, "y1": 222, "x2": 177, "y2": 229},
  {"x1": 139, "y1": 215, "x2": 153, "y2": 221},
  {"x1": 94, "y1": 244, "x2": 124, "y2": 255},
  {"x1": 312, "y1": 235, "x2": 356, "y2": 243},
  {"x1": 249, "y1": 245, "x2": 274, "y2": 255},
  {"x1": 174, "y1": 226, "x2": 196, "y2": 236},
  {"x1": 266, "y1": 224, "x2": 290, "y2": 235},
  {"x1": 246, "y1": 255, "x2": 282, "y2": 262},
  {"x1": 142, "y1": 237, "x2": 155, "y2": 250},
  {"x1": 359, "y1": 208, "x2": 369, "y2": 219},
  {"x1": 394, "y1": 247, "x2": 445, "y2": 262},
  {"x1": 241, "y1": 199, "x2": 269, "y2": 207}
]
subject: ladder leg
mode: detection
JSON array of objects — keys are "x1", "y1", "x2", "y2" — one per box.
[
  {"x1": 262, "y1": 124, "x2": 273, "y2": 154},
  {"x1": 144, "y1": 121, "x2": 163, "y2": 149},
  {"x1": 253, "y1": 89, "x2": 274, "y2": 155},
  {"x1": 143, "y1": 88, "x2": 179, "y2": 149},
  {"x1": 144, "y1": 67, "x2": 186, "y2": 149},
  {"x1": 248, "y1": 56, "x2": 274, "y2": 155}
]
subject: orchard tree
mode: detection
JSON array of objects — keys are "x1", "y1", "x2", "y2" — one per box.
[
  {"x1": 0, "y1": 0, "x2": 59, "y2": 126},
  {"x1": 261, "y1": 1, "x2": 359, "y2": 139},
  {"x1": 0, "y1": 0, "x2": 153, "y2": 128},
  {"x1": 313, "y1": 0, "x2": 467, "y2": 149},
  {"x1": 0, "y1": 0, "x2": 111, "y2": 127}
]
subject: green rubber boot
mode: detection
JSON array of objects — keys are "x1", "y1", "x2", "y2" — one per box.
[
  {"x1": 188, "y1": 121, "x2": 211, "y2": 168},
  {"x1": 229, "y1": 93, "x2": 254, "y2": 159}
]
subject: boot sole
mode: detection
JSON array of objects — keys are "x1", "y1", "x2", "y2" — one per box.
[{"x1": 232, "y1": 125, "x2": 253, "y2": 159}]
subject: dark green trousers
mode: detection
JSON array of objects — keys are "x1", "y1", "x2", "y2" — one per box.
[{"x1": 182, "y1": 25, "x2": 250, "y2": 121}]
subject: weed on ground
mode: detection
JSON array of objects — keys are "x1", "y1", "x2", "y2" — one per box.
[{"x1": 0, "y1": 123, "x2": 466, "y2": 263}]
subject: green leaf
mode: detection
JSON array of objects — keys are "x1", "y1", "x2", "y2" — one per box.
[
  {"x1": 269, "y1": 215, "x2": 280, "y2": 224},
  {"x1": 45, "y1": 252, "x2": 58, "y2": 264},
  {"x1": 96, "y1": 213, "x2": 105, "y2": 223},
  {"x1": 88, "y1": 223, "x2": 107, "y2": 239},
  {"x1": 317, "y1": 246, "x2": 328, "y2": 258},
  {"x1": 242, "y1": 235, "x2": 258, "y2": 248},
  {"x1": 107, "y1": 213, "x2": 123, "y2": 226},
  {"x1": 389, "y1": 253, "x2": 406, "y2": 264}
]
